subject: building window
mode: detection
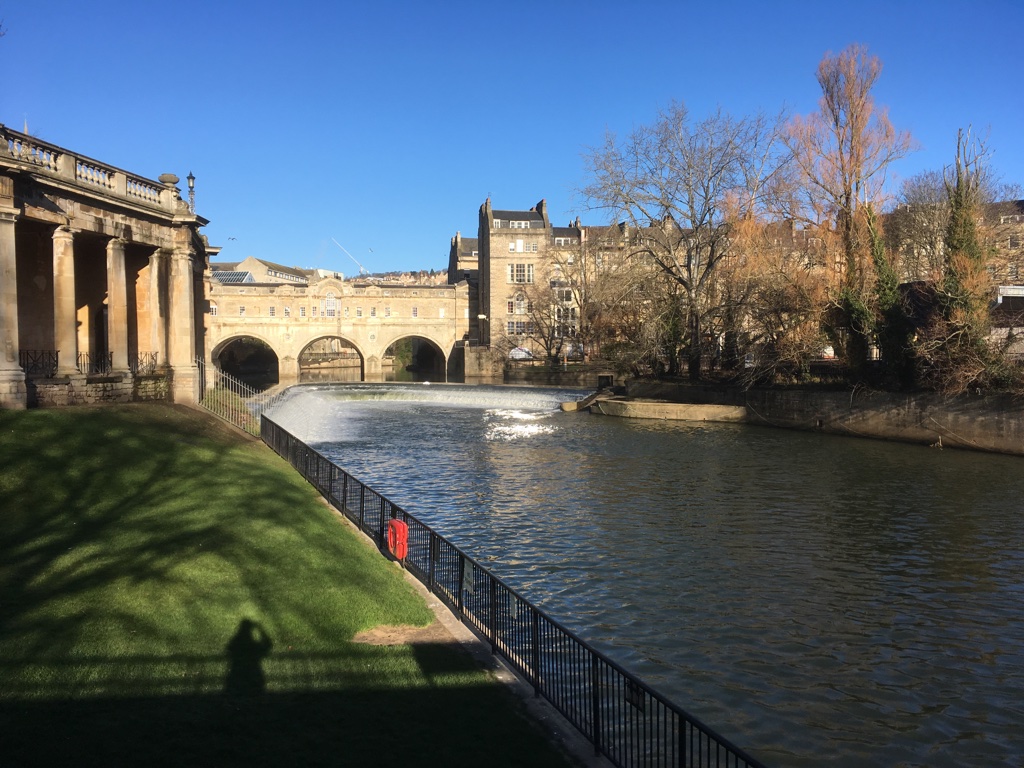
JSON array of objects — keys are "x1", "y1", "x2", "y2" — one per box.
[
  {"x1": 344, "y1": 307, "x2": 349, "y2": 318},
  {"x1": 268, "y1": 306, "x2": 276, "y2": 317},
  {"x1": 325, "y1": 292, "x2": 337, "y2": 318},
  {"x1": 370, "y1": 306, "x2": 377, "y2": 317},
  {"x1": 508, "y1": 263, "x2": 534, "y2": 283},
  {"x1": 284, "y1": 306, "x2": 291, "y2": 318},
  {"x1": 412, "y1": 306, "x2": 418, "y2": 318},
  {"x1": 1010, "y1": 235, "x2": 1022, "y2": 249},
  {"x1": 300, "y1": 306, "x2": 306, "y2": 317},
  {"x1": 312, "y1": 305, "x2": 318, "y2": 317},
  {"x1": 356, "y1": 307, "x2": 363, "y2": 318},
  {"x1": 510, "y1": 220, "x2": 530, "y2": 229},
  {"x1": 209, "y1": 304, "x2": 218, "y2": 316},
  {"x1": 239, "y1": 306, "x2": 246, "y2": 317},
  {"x1": 385, "y1": 306, "x2": 392, "y2": 317}
]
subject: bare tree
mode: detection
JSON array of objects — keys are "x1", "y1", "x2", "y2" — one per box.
[
  {"x1": 786, "y1": 44, "x2": 914, "y2": 374},
  {"x1": 583, "y1": 102, "x2": 790, "y2": 380}
]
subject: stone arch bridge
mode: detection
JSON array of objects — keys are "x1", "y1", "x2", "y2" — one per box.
[{"x1": 206, "y1": 277, "x2": 472, "y2": 384}]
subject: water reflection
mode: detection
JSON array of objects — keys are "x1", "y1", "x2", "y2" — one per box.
[{"x1": 269, "y1": 385, "x2": 1024, "y2": 767}]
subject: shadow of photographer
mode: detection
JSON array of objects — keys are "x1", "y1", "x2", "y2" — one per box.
[{"x1": 224, "y1": 619, "x2": 273, "y2": 696}]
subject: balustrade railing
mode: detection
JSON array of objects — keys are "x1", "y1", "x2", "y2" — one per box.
[
  {"x1": 19, "y1": 349, "x2": 59, "y2": 377},
  {"x1": 260, "y1": 415, "x2": 767, "y2": 768},
  {"x1": 2, "y1": 124, "x2": 177, "y2": 213}
]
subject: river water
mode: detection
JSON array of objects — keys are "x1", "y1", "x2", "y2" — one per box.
[{"x1": 268, "y1": 383, "x2": 1024, "y2": 767}]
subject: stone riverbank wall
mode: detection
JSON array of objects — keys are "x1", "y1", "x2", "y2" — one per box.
[{"x1": 625, "y1": 380, "x2": 1024, "y2": 457}]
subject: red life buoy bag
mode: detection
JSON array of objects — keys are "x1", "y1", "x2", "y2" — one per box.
[{"x1": 387, "y1": 519, "x2": 409, "y2": 560}]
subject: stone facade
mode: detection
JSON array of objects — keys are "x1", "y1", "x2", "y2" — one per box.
[
  {"x1": 0, "y1": 124, "x2": 212, "y2": 409},
  {"x1": 206, "y1": 262, "x2": 470, "y2": 383}
]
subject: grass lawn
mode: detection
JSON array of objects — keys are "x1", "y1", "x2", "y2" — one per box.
[{"x1": 0, "y1": 403, "x2": 576, "y2": 767}]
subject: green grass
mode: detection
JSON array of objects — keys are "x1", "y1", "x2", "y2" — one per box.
[{"x1": 0, "y1": 404, "x2": 575, "y2": 767}]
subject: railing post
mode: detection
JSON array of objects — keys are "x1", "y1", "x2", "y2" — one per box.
[
  {"x1": 457, "y1": 555, "x2": 465, "y2": 615},
  {"x1": 531, "y1": 609, "x2": 541, "y2": 697},
  {"x1": 427, "y1": 533, "x2": 436, "y2": 593},
  {"x1": 358, "y1": 485, "x2": 365, "y2": 531},
  {"x1": 591, "y1": 655, "x2": 602, "y2": 757},
  {"x1": 489, "y1": 576, "x2": 499, "y2": 655}
]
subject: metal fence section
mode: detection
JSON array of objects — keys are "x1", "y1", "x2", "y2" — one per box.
[
  {"x1": 77, "y1": 351, "x2": 113, "y2": 375},
  {"x1": 19, "y1": 349, "x2": 59, "y2": 377},
  {"x1": 196, "y1": 358, "x2": 291, "y2": 436},
  {"x1": 260, "y1": 414, "x2": 768, "y2": 768}
]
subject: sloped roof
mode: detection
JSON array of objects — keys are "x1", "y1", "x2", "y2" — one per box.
[
  {"x1": 212, "y1": 271, "x2": 255, "y2": 284},
  {"x1": 493, "y1": 209, "x2": 544, "y2": 222}
]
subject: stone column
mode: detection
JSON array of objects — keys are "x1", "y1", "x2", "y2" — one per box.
[
  {"x1": 106, "y1": 238, "x2": 129, "y2": 373},
  {"x1": 168, "y1": 246, "x2": 199, "y2": 402},
  {"x1": 150, "y1": 249, "x2": 168, "y2": 368},
  {"x1": 53, "y1": 226, "x2": 79, "y2": 376},
  {"x1": 0, "y1": 176, "x2": 26, "y2": 408}
]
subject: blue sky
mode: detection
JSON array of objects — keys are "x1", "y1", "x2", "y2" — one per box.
[{"x1": 2, "y1": 0, "x2": 1021, "y2": 275}]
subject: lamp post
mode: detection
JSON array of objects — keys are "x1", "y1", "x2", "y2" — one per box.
[{"x1": 186, "y1": 171, "x2": 195, "y2": 214}]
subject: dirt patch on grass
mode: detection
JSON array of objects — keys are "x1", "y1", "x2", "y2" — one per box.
[{"x1": 352, "y1": 621, "x2": 458, "y2": 646}]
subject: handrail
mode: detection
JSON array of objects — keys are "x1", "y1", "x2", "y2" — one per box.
[
  {"x1": 196, "y1": 358, "x2": 291, "y2": 436},
  {"x1": 260, "y1": 414, "x2": 767, "y2": 768}
]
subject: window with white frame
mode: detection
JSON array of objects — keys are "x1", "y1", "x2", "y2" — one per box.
[
  {"x1": 209, "y1": 304, "x2": 218, "y2": 316},
  {"x1": 508, "y1": 263, "x2": 534, "y2": 283},
  {"x1": 268, "y1": 306, "x2": 276, "y2": 317},
  {"x1": 412, "y1": 306, "x2": 418, "y2": 318},
  {"x1": 370, "y1": 306, "x2": 377, "y2": 317},
  {"x1": 284, "y1": 306, "x2": 291, "y2": 318},
  {"x1": 325, "y1": 292, "x2": 337, "y2": 318},
  {"x1": 300, "y1": 306, "x2": 306, "y2": 317},
  {"x1": 356, "y1": 307, "x2": 363, "y2": 318},
  {"x1": 312, "y1": 305, "x2": 317, "y2": 317}
]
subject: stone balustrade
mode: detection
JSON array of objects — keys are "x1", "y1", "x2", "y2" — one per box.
[{"x1": 2, "y1": 124, "x2": 180, "y2": 214}]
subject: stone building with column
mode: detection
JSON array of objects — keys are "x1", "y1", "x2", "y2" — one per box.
[{"x1": 0, "y1": 124, "x2": 214, "y2": 409}]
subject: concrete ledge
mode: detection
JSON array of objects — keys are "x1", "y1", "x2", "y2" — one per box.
[{"x1": 591, "y1": 399, "x2": 747, "y2": 422}]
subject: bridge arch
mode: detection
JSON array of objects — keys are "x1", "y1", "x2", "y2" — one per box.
[
  {"x1": 297, "y1": 335, "x2": 366, "y2": 383},
  {"x1": 380, "y1": 333, "x2": 451, "y2": 382},
  {"x1": 210, "y1": 333, "x2": 281, "y2": 390}
]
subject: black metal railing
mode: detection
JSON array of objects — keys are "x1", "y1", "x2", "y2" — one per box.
[
  {"x1": 130, "y1": 352, "x2": 159, "y2": 375},
  {"x1": 19, "y1": 349, "x2": 59, "y2": 377},
  {"x1": 77, "y1": 352, "x2": 113, "y2": 375},
  {"x1": 260, "y1": 414, "x2": 767, "y2": 768}
]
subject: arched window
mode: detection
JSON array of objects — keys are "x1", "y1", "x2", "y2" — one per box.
[{"x1": 325, "y1": 292, "x2": 337, "y2": 318}]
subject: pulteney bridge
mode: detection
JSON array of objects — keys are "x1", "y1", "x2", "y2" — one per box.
[{"x1": 206, "y1": 276, "x2": 472, "y2": 384}]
